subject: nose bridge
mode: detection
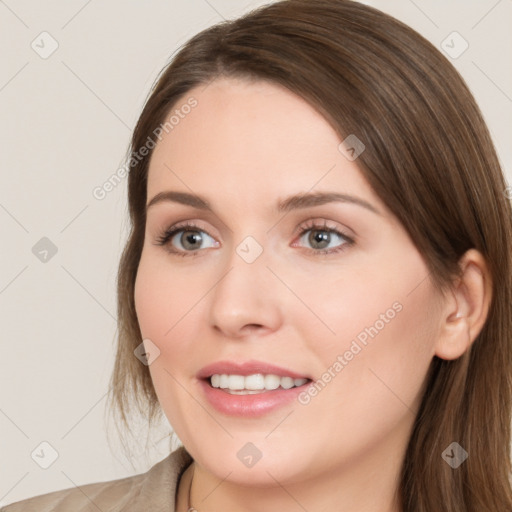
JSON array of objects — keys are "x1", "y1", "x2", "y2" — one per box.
[{"x1": 207, "y1": 231, "x2": 283, "y2": 335}]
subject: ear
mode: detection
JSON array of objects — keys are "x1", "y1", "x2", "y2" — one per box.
[{"x1": 434, "y1": 249, "x2": 493, "y2": 360}]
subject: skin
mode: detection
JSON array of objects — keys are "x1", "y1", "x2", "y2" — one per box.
[{"x1": 133, "y1": 77, "x2": 492, "y2": 512}]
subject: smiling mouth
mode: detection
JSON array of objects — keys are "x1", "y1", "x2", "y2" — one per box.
[{"x1": 204, "y1": 374, "x2": 313, "y2": 394}]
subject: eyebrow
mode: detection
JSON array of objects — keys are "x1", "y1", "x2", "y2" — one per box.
[{"x1": 145, "y1": 190, "x2": 381, "y2": 216}]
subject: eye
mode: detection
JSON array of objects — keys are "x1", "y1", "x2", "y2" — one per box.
[
  {"x1": 153, "y1": 221, "x2": 219, "y2": 257},
  {"x1": 292, "y1": 219, "x2": 355, "y2": 255},
  {"x1": 153, "y1": 219, "x2": 355, "y2": 257}
]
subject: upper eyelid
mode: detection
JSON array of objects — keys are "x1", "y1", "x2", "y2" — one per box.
[
  {"x1": 163, "y1": 219, "x2": 348, "y2": 236},
  {"x1": 167, "y1": 220, "x2": 217, "y2": 239},
  {"x1": 160, "y1": 219, "x2": 353, "y2": 247}
]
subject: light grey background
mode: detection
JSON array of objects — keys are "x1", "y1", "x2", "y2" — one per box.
[{"x1": 1, "y1": 0, "x2": 511, "y2": 506}]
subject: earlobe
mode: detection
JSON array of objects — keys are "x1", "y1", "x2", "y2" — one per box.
[{"x1": 434, "y1": 249, "x2": 492, "y2": 361}]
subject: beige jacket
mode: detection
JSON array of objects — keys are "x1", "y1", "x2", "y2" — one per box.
[{"x1": 1, "y1": 446, "x2": 193, "y2": 512}]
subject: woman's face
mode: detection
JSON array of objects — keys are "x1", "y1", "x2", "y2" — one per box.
[{"x1": 134, "y1": 77, "x2": 444, "y2": 488}]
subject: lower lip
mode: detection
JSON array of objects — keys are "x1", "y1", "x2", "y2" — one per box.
[{"x1": 198, "y1": 379, "x2": 312, "y2": 417}]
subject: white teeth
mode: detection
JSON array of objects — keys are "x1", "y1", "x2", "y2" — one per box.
[
  {"x1": 281, "y1": 376, "x2": 295, "y2": 389},
  {"x1": 264, "y1": 374, "x2": 281, "y2": 390},
  {"x1": 209, "y1": 373, "x2": 308, "y2": 392},
  {"x1": 245, "y1": 374, "x2": 265, "y2": 390}
]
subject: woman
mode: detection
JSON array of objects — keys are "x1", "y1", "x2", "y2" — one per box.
[{"x1": 3, "y1": 0, "x2": 511, "y2": 511}]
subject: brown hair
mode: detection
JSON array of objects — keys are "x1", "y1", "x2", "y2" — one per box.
[{"x1": 107, "y1": 0, "x2": 512, "y2": 509}]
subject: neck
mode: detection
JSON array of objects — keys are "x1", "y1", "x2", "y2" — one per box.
[{"x1": 177, "y1": 444, "x2": 404, "y2": 512}]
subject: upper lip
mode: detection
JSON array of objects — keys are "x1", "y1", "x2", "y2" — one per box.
[{"x1": 197, "y1": 360, "x2": 311, "y2": 380}]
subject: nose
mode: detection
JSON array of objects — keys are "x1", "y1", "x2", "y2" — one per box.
[{"x1": 208, "y1": 240, "x2": 284, "y2": 339}]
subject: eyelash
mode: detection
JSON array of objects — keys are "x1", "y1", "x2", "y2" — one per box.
[{"x1": 153, "y1": 219, "x2": 355, "y2": 258}]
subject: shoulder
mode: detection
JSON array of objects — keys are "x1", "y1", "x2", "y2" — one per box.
[
  {"x1": 1, "y1": 473, "x2": 142, "y2": 512},
  {"x1": 1, "y1": 446, "x2": 193, "y2": 512}
]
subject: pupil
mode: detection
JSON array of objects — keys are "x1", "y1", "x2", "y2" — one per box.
[
  {"x1": 310, "y1": 230, "x2": 330, "y2": 249},
  {"x1": 182, "y1": 231, "x2": 202, "y2": 250}
]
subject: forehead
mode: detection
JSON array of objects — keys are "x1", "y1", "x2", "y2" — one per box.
[
  {"x1": 149, "y1": 76, "x2": 338, "y2": 163},
  {"x1": 146, "y1": 77, "x2": 386, "y2": 216}
]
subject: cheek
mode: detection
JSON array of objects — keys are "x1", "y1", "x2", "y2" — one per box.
[
  {"x1": 298, "y1": 253, "x2": 438, "y2": 412},
  {"x1": 133, "y1": 255, "x2": 204, "y2": 425},
  {"x1": 134, "y1": 252, "x2": 192, "y2": 337},
  {"x1": 134, "y1": 253, "x2": 206, "y2": 370},
  {"x1": 134, "y1": 260, "x2": 170, "y2": 338}
]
